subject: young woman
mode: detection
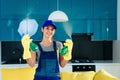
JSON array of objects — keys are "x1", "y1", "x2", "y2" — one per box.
[{"x1": 22, "y1": 20, "x2": 72, "y2": 80}]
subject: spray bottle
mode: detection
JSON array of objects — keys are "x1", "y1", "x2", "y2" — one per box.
[
  {"x1": 22, "y1": 34, "x2": 38, "y2": 52},
  {"x1": 60, "y1": 45, "x2": 68, "y2": 56},
  {"x1": 60, "y1": 37, "x2": 72, "y2": 56},
  {"x1": 29, "y1": 42, "x2": 38, "y2": 52}
]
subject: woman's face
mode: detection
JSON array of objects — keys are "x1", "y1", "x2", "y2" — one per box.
[{"x1": 42, "y1": 25, "x2": 56, "y2": 38}]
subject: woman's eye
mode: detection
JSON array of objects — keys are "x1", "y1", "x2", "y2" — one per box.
[{"x1": 46, "y1": 27, "x2": 49, "y2": 30}]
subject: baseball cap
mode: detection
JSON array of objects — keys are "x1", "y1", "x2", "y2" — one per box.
[{"x1": 42, "y1": 20, "x2": 56, "y2": 29}]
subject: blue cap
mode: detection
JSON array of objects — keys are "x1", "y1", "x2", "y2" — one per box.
[{"x1": 42, "y1": 20, "x2": 56, "y2": 29}]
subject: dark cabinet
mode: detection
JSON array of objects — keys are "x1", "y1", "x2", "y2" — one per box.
[{"x1": 72, "y1": 65, "x2": 96, "y2": 72}]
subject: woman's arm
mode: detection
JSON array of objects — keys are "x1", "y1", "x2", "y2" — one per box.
[
  {"x1": 59, "y1": 54, "x2": 68, "y2": 68},
  {"x1": 57, "y1": 41, "x2": 68, "y2": 68},
  {"x1": 26, "y1": 51, "x2": 36, "y2": 67}
]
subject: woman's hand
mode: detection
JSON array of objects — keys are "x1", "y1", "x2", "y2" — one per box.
[
  {"x1": 60, "y1": 39, "x2": 73, "y2": 60},
  {"x1": 21, "y1": 34, "x2": 32, "y2": 59}
]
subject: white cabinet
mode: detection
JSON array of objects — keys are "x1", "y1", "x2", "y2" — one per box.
[
  {"x1": 60, "y1": 64, "x2": 72, "y2": 72},
  {"x1": 60, "y1": 63, "x2": 120, "y2": 79}
]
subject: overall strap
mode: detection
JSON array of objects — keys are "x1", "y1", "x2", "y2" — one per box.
[
  {"x1": 37, "y1": 44, "x2": 43, "y2": 52},
  {"x1": 53, "y1": 41, "x2": 57, "y2": 51}
]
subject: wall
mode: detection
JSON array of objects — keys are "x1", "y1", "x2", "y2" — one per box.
[
  {"x1": 0, "y1": 42, "x2": 1, "y2": 64},
  {"x1": 113, "y1": 0, "x2": 120, "y2": 62},
  {"x1": 117, "y1": 0, "x2": 120, "y2": 40},
  {"x1": 113, "y1": 40, "x2": 120, "y2": 63}
]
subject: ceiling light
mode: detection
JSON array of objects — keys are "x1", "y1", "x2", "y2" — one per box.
[
  {"x1": 48, "y1": 10, "x2": 68, "y2": 22},
  {"x1": 48, "y1": 0, "x2": 68, "y2": 22}
]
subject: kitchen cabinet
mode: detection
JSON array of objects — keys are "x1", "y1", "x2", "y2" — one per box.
[
  {"x1": 59, "y1": 0, "x2": 72, "y2": 19},
  {"x1": 68, "y1": 0, "x2": 117, "y2": 40},
  {"x1": 93, "y1": 0, "x2": 117, "y2": 40},
  {"x1": 93, "y1": 19, "x2": 117, "y2": 40},
  {"x1": 28, "y1": 0, "x2": 50, "y2": 19},
  {"x1": 0, "y1": 19, "x2": 21, "y2": 41},
  {"x1": 93, "y1": 0, "x2": 117, "y2": 19},
  {"x1": 0, "y1": 0, "x2": 117, "y2": 41},
  {"x1": 71, "y1": 0, "x2": 93, "y2": 19},
  {"x1": 0, "y1": 0, "x2": 50, "y2": 19},
  {"x1": 69, "y1": 20, "x2": 93, "y2": 34},
  {"x1": 0, "y1": 0, "x2": 27, "y2": 19}
]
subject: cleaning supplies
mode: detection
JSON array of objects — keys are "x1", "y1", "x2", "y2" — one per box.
[
  {"x1": 30, "y1": 42, "x2": 38, "y2": 52},
  {"x1": 59, "y1": 46, "x2": 68, "y2": 56},
  {"x1": 60, "y1": 39, "x2": 73, "y2": 60}
]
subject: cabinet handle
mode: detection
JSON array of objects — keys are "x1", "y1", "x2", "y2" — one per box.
[
  {"x1": 77, "y1": 66, "x2": 80, "y2": 69},
  {"x1": 89, "y1": 66, "x2": 92, "y2": 69}
]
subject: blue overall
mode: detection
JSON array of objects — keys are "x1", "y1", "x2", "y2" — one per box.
[{"x1": 34, "y1": 41, "x2": 60, "y2": 80}]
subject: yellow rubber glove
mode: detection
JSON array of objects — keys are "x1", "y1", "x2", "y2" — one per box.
[
  {"x1": 21, "y1": 34, "x2": 32, "y2": 59},
  {"x1": 63, "y1": 39, "x2": 73, "y2": 60}
]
